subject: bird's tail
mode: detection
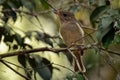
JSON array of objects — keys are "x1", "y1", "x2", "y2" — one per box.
[{"x1": 73, "y1": 50, "x2": 86, "y2": 73}]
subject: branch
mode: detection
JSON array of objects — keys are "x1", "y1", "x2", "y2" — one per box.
[
  {"x1": 0, "y1": 47, "x2": 67, "y2": 58},
  {"x1": 0, "y1": 60, "x2": 30, "y2": 80},
  {"x1": 0, "y1": 43, "x2": 120, "y2": 59},
  {"x1": 52, "y1": 62, "x2": 75, "y2": 73},
  {"x1": 100, "y1": 47, "x2": 120, "y2": 56}
]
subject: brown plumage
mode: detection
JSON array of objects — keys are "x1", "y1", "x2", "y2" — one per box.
[{"x1": 55, "y1": 11, "x2": 86, "y2": 72}]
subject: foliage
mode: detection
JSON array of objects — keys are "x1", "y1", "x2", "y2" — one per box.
[
  {"x1": 0, "y1": 0, "x2": 54, "y2": 80},
  {"x1": 90, "y1": 0, "x2": 120, "y2": 48},
  {"x1": 0, "y1": 0, "x2": 120, "y2": 80}
]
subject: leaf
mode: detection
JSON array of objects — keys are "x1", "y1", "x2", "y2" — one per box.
[
  {"x1": 102, "y1": 23, "x2": 115, "y2": 48},
  {"x1": 9, "y1": 10, "x2": 17, "y2": 22},
  {"x1": 74, "y1": 74, "x2": 84, "y2": 80},
  {"x1": 18, "y1": 54, "x2": 32, "y2": 79},
  {"x1": 13, "y1": 44, "x2": 18, "y2": 50},
  {"x1": 7, "y1": 0, "x2": 21, "y2": 9},
  {"x1": 4, "y1": 25, "x2": 11, "y2": 35},
  {"x1": 28, "y1": 55, "x2": 36, "y2": 68},
  {"x1": 63, "y1": 50, "x2": 73, "y2": 64},
  {"x1": 28, "y1": 54, "x2": 52, "y2": 80},
  {"x1": 97, "y1": 16, "x2": 113, "y2": 42},
  {"x1": 114, "y1": 34, "x2": 120, "y2": 43},
  {"x1": 25, "y1": 31, "x2": 32, "y2": 38},
  {"x1": 44, "y1": 38, "x2": 53, "y2": 47},
  {"x1": 42, "y1": 58, "x2": 53, "y2": 74},
  {"x1": 90, "y1": 5, "x2": 108, "y2": 27},
  {"x1": 0, "y1": 27, "x2": 6, "y2": 36},
  {"x1": 2, "y1": 7, "x2": 17, "y2": 22},
  {"x1": 97, "y1": 16, "x2": 115, "y2": 48},
  {"x1": 23, "y1": 43, "x2": 33, "y2": 49},
  {"x1": 18, "y1": 55, "x2": 26, "y2": 68},
  {"x1": 14, "y1": 34, "x2": 24, "y2": 46},
  {"x1": 34, "y1": 31, "x2": 44, "y2": 41},
  {"x1": 0, "y1": 26, "x2": 14, "y2": 42},
  {"x1": 4, "y1": 35, "x2": 14, "y2": 42},
  {"x1": 66, "y1": 73, "x2": 84, "y2": 80},
  {"x1": 39, "y1": 0, "x2": 49, "y2": 9},
  {"x1": 21, "y1": 0, "x2": 35, "y2": 11}
]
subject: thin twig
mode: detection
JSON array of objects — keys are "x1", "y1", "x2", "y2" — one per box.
[
  {"x1": 0, "y1": 60, "x2": 30, "y2": 80},
  {"x1": 52, "y1": 62, "x2": 76, "y2": 73},
  {"x1": 44, "y1": 0, "x2": 57, "y2": 11},
  {"x1": 103, "y1": 54, "x2": 118, "y2": 73},
  {"x1": 100, "y1": 47, "x2": 120, "y2": 56},
  {"x1": 67, "y1": 49, "x2": 82, "y2": 73},
  {"x1": 67, "y1": 30, "x2": 96, "y2": 48},
  {"x1": 82, "y1": 73, "x2": 88, "y2": 80},
  {"x1": 2, "y1": 60, "x2": 26, "y2": 70},
  {"x1": 82, "y1": 26, "x2": 97, "y2": 31}
]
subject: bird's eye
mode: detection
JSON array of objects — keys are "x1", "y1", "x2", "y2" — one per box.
[{"x1": 63, "y1": 13, "x2": 67, "y2": 17}]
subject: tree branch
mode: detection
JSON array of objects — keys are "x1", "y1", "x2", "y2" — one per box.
[
  {"x1": 0, "y1": 47, "x2": 68, "y2": 58},
  {"x1": 0, "y1": 43, "x2": 120, "y2": 59},
  {"x1": 100, "y1": 47, "x2": 120, "y2": 56}
]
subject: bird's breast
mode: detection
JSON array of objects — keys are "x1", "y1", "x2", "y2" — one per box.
[{"x1": 60, "y1": 22, "x2": 84, "y2": 46}]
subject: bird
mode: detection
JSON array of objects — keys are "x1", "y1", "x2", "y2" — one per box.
[{"x1": 54, "y1": 10, "x2": 86, "y2": 73}]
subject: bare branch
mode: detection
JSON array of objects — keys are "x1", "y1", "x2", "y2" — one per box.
[
  {"x1": 0, "y1": 47, "x2": 67, "y2": 58},
  {"x1": 100, "y1": 47, "x2": 120, "y2": 56},
  {"x1": 52, "y1": 62, "x2": 75, "y2": 73},
  {"x1": 0, "y1": 43, "x2": 119, "y2": 59},
  {"x1": 0, "y1": 60, "x2": 30, "y2": 80}
]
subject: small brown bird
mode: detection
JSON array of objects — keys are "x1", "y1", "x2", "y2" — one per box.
[{"x1": 55, "y1": 10, "x2": 86, "y2": 72}]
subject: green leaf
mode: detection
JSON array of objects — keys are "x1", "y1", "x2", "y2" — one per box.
[
  {"x1": 23, "y1": 43, "x2": 33, "y2": 49},
  {"x1": 18, "y1": 55, "x2": 26, "y2": 68},
  {"x1": 44, "y1": 38, "x2": 53, "y2": 47},
  {"x1": 39, "y1": 0, "x2": 49, "y2": 9},
  {"x1": 42, "y1": 58, "x2": 53, "y2": 74},
  {"x1": 74, "y1": 74, "x2": 84, "y2": 80},
  {"x1": 90, "y1": 5, "x2": 108, "y2": 27},
  {"x1": 21, "y1": 0, "x2": 35, "y2": 11},
  {"x1": 97, "y1": 18, "x2": 115, "y2": 48},
  {"x1": 4, "y1": 35, "x2": 14, "y2": 42},
  {"x1": 66, "y1": 73, "x2": 84, "y2": 80},
  {"x1": 18, "y1": 55, "x2": 32, "y2": 79},
  {"x1": 14, "y1": 34, "x2": 24, "y2": 46},
  {"x1": 34, "y1": 31, "x2": 44, "y2": 41},
  {"x1": 97, "y1": 16, "x2": 115, "y2": 48},
  {"x1": 113, "y1": 34, "x2": 120, "y2": 44},
  {"x1": 97, "y1": 16, "x2": 113, "y2": 42},
  {"x1": 7, "y1": 0, "x2": 22, "y2": 9},
  {"x1": 102, "y1": 23, "x2": 115, "y2": 48},
  {"x1": 13, "y1": 44, "x2": 18, "y2": 49},
  {"x1": 2, "y1": 8, "x2": 17, "y2": 22},
  {"x1": 10, "y1": 10, "x2": 17, "y2": 22},
  {"x1": 0, "y1": 27, "x2": 6, "y2": 35},
  {"x1": 28, "y1": 54, "x2": 52, "y2": 80},
  {"x1": 25, "y1": 31, "x2": 32, "y2": 38}
]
